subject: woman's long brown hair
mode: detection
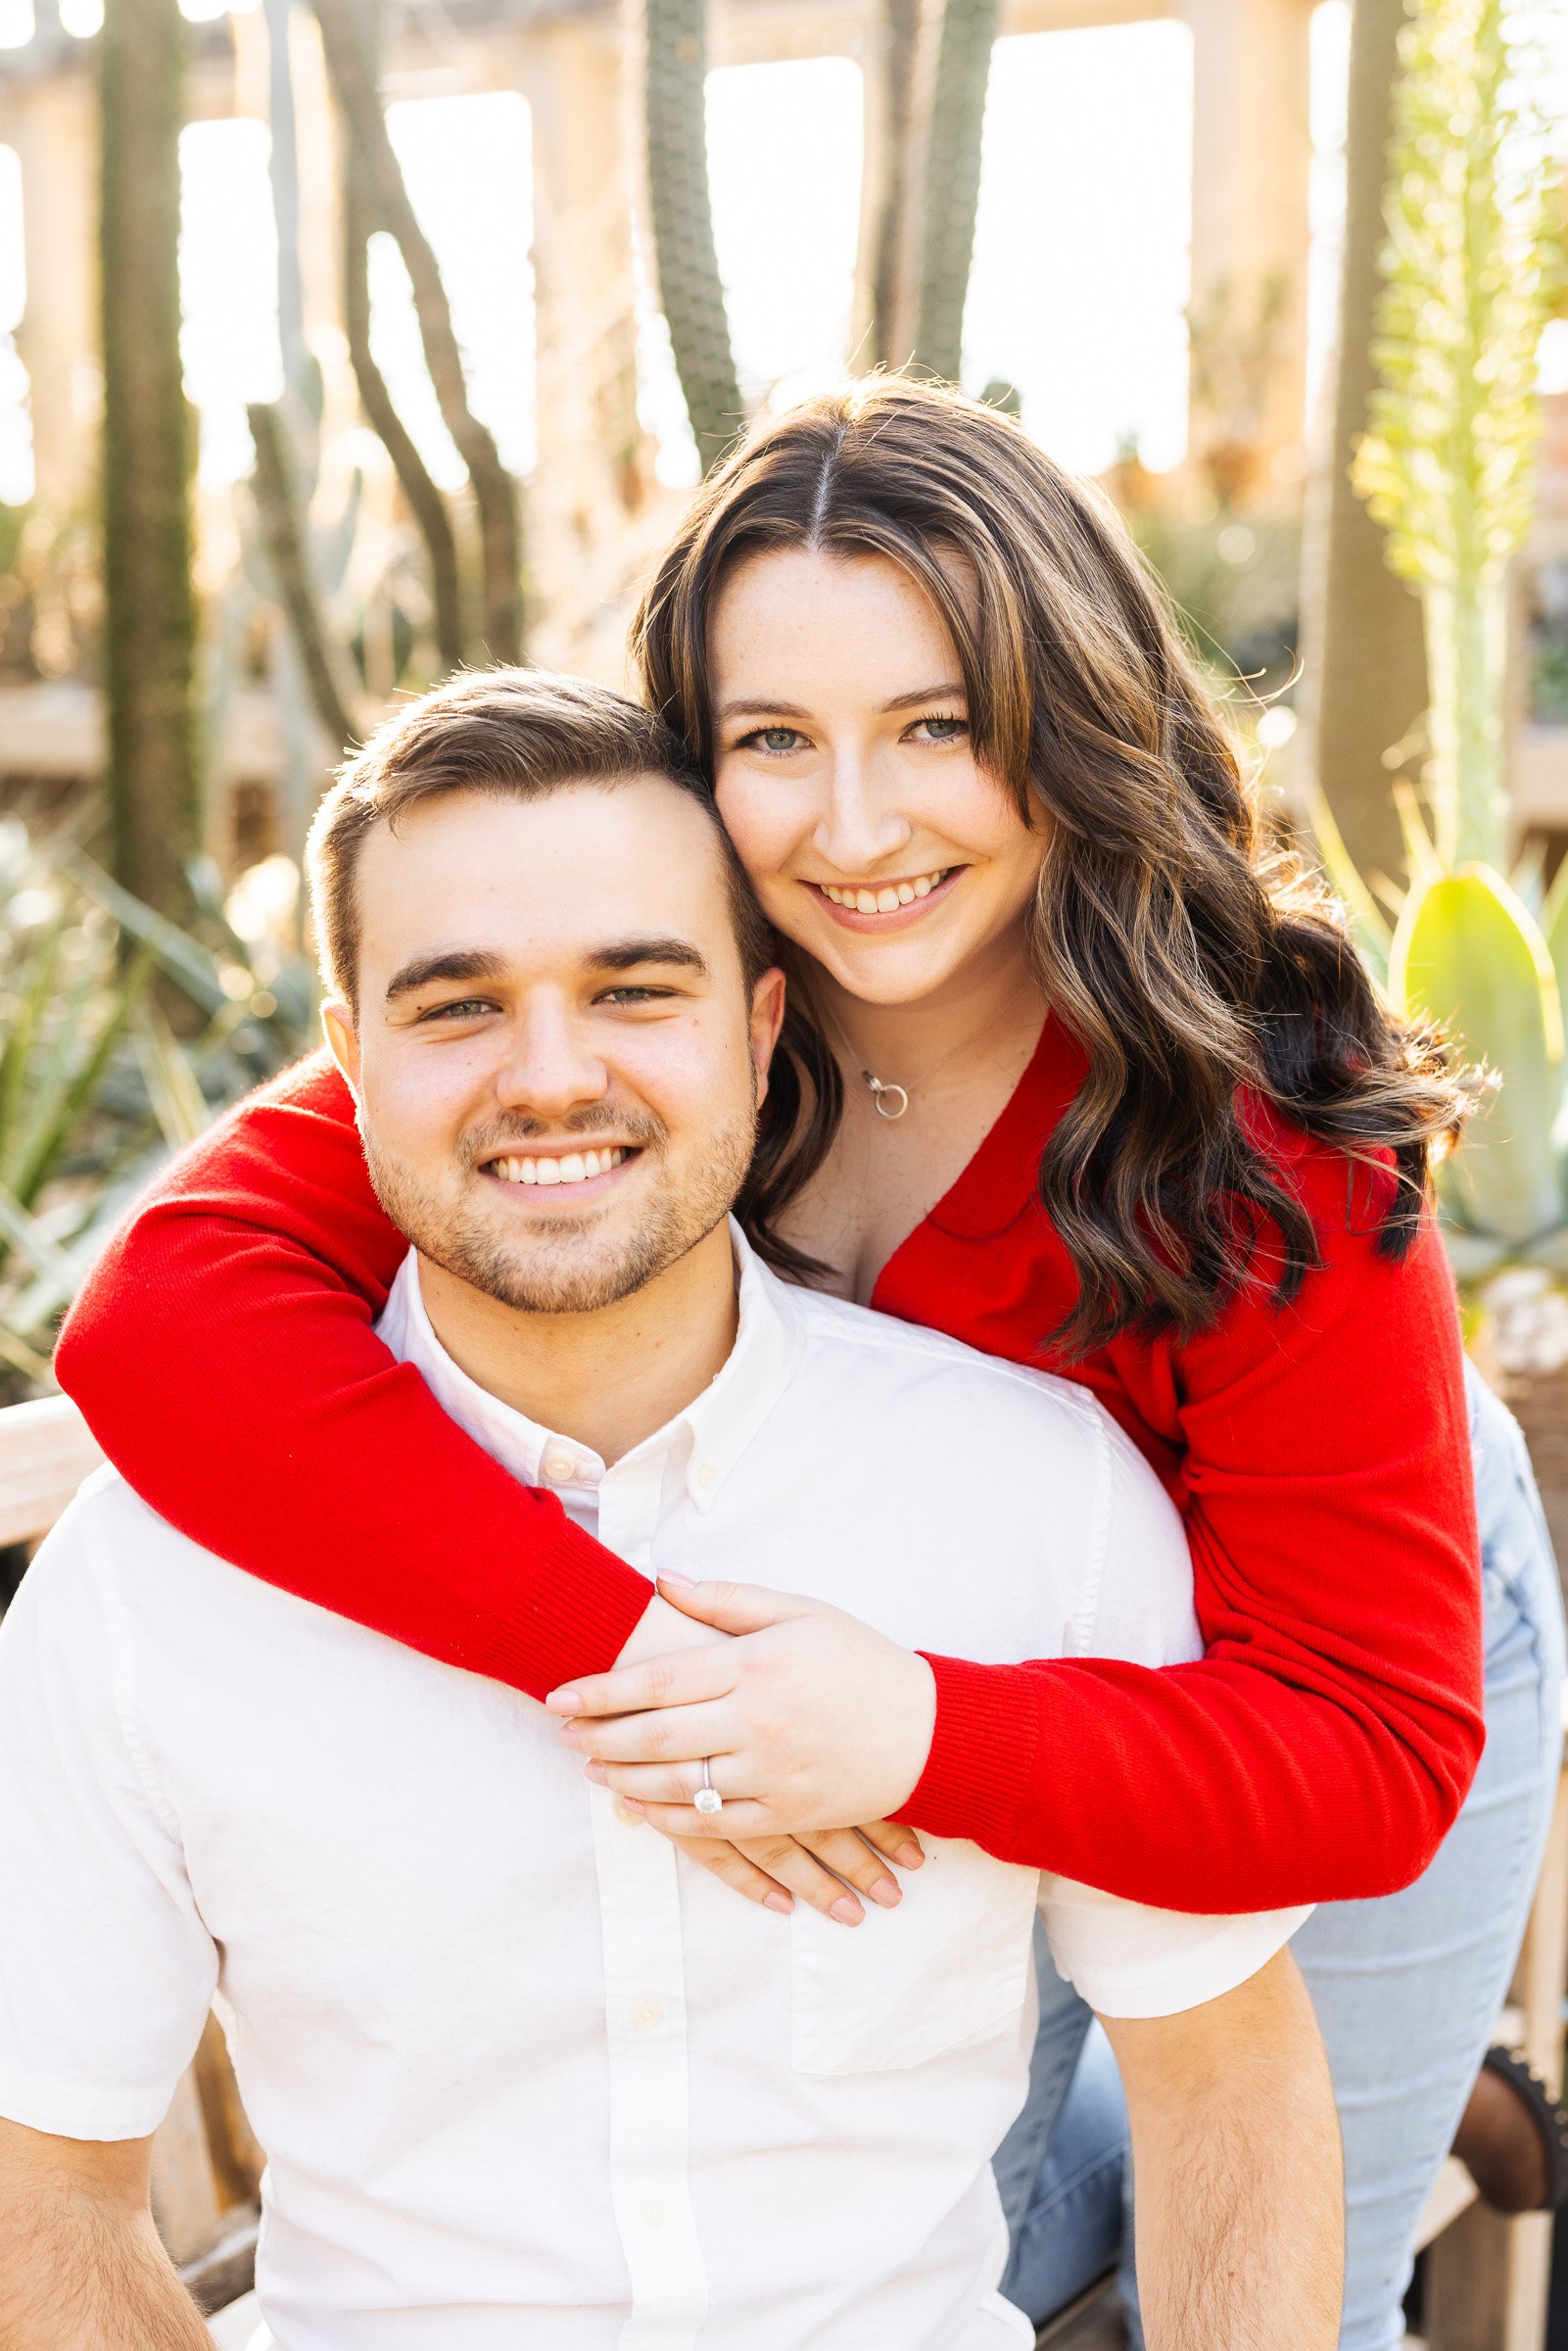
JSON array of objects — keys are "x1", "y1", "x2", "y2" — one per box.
[{"x1": 631, "y1": 377, "x2": 1469, "y2": 1352}]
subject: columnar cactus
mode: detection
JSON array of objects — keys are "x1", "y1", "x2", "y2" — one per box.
[{"x1": 643, "y1": 0, "x2": 743, "y2": 473}]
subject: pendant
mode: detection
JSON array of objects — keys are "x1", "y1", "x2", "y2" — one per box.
[{"x1": 864, "y1": 1073, "x2": 910, "y2": 1120}]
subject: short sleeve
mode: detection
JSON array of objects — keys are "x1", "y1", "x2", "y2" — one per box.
[
  {"x1": 0, "y1": 1486, "x2": 217, "y2": 2139},
  {"x1": 1038, "y1": 1875, "x2": 1311, "y2": 2018}
]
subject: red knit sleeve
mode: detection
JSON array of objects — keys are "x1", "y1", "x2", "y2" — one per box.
[
  {"x1": 904, "y1": 1142, "x2": 1486, "y2": 1911},
  {"x1": 53, "y1": 1052, "x2": 653, "y2": 1697}
]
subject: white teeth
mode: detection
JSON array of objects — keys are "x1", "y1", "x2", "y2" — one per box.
[
  {"x1": 491, "y1": 1147, "x2": 627, "y2": 1187},
  {"x1": 818, "y1": 869, "x2": 948, "y2": 913}
]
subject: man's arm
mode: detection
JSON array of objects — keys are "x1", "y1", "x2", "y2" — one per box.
[
  {"x1": 1100, "y1": 1948, "x2": 1343, "y2": 2351},
  {"x1": 0, "y1": 2118, "x2": 213, "y2": 2351}
]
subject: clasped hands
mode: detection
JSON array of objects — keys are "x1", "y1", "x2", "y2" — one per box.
[{"x1": 547, "y1": 1575, "x2": 938, "y2": 1929}]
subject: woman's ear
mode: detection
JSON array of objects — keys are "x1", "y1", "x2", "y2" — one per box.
[
  {"x1": 749, "y1": 968, "x2": 788, "y2": 1108},
  {"x1": 321, "y1": 1000, "x2": 362, "y2": 1097}
]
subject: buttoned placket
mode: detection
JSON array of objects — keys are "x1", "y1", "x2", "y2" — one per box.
[{"x1": 591, "y1": 1450, "x2": 710, "y2": 2351}]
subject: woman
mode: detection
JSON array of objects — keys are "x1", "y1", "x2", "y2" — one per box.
[{"x1": 56, "y1": 379, "x2": 1564, "y2": 2347}]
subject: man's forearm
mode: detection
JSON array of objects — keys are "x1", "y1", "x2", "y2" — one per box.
[
  {"x1": 0, "y1": 2185, "x2": 214, "y2": 2351},
  {"x1": 1106, "y1": 1952, "x2": 1344, "y2": 2351},
  {"x1": 1129, "y1": 2052, "x2": 1343, "y2": 2348}
]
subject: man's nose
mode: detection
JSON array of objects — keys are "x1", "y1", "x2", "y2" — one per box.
[
  {"x1": 813, "y1": 754, "x2": 913, "y2": 874},
  {"x1": 492, "y1": 1005, "x2": 610, "y2": 1123}
]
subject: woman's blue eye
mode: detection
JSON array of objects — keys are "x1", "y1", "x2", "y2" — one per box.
[
  {"x1": 912, "y1": 715, "x2": 968, "y2": 743},
  {"x1": 739, "y1": 726, "x2": 805, "y2": 753}
]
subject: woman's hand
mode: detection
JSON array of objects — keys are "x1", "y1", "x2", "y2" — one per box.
[
  {"x1": 548, "y1": 1574, "x2": 938, "y2": 1840},
  {"x1": 602, "y1": 1585, "x2": 924, "y2": 1924}
]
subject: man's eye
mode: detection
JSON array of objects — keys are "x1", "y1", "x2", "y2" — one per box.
[
  {"x1": 908, "y1": 714, "x2": 969, "y2": 744},
  {"x1": 738, "y1": 726, "x2": 807, "y2": 755},
  {"x1": 418, "y1": 998, "x2": 495, "y2": 1022},
  {"x1": 599, "y1": 985, "x2": 675, "y2": 1006}
]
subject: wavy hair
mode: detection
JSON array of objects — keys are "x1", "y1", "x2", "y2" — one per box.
[{"x1": 631, "y1": 377, "x2": 1468, "y2": 1351}]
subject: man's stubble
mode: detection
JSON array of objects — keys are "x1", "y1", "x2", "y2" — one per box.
[{"x1": 360, "y1": 1096, "x2": 758, "y2": 1317}]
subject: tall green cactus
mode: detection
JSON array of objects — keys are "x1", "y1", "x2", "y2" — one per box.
[
  {"x1": 99, "y1": 0, "x2": 199, "y2": 920},
  {"x1": 643, "y1": 0, "x2": 742, "y2": 472},
  {"x1": 1315, "y1": 0, "x2": 1568, "y2": 1271},
  {"x1": 912, "y1": 0, "x2": 999, "y2": 385},
  {"x1": 1352, "y1": 0, "x2": 1559, "y2": 872}
]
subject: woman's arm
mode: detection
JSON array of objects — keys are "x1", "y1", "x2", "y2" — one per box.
[
  {"x1": 555, "y1": 1139, "x2": 1486, "y2": 1912},
  {"x1": 909, "y1": 1145, "x2": 1485, "y2": 1909},
  {"x1": 54, "y1": 1054, "x2": 653, "y2": 1697}
]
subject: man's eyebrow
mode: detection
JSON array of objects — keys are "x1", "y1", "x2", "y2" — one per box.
[
  {"x1": 587, "y1": 936, "x2": 710, "y2": 978},
  {"x1": 713, "y1": 682, "x2": 966, "y2": 724},
  {"x1": 384, "y1": 948, "x2": 508, "y2": 1004}
]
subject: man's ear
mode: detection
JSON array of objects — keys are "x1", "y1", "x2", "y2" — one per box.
[
  {"x1": 749, "y1": 968, "x2": 788, "y2": 1109},
  {"x1": 321, "y1": 999, "x2": 362, "y2": 1097}
]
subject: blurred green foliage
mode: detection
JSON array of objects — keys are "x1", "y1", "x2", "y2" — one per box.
[{"x1": 0, "y1": 820, "x2": 315, "y2": 1398}]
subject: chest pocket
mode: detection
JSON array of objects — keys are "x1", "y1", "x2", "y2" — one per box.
[{"x1": 790, "y1": 1837, "x2": 1039, "y2": 2075}]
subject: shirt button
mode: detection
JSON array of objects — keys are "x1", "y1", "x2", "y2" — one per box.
[
  {"x1": 540, "y1": 1449, "x2": 578, "y2": 1484},
  {"x1": 695, "y1": 1463, "x2": 719, "y2": 1491},
  {"x1": 631, "y1": 1998, "x2": 662, "y2": 2032},
  {"x1": 641, "y1": 2196, "x2": 668, "y2": 2229}
]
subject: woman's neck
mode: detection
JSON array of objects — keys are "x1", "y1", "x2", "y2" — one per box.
[{"x1": 810, "y1": 922, "x2": 1045, "y2": 1089}]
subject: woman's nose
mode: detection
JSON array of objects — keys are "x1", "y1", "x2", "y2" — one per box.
[{"x1": 813, "y1": 761, "x2": 913, "y2": 874}]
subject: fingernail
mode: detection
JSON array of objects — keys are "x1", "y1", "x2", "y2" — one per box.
[
  {"x1": 546, "y1": 1689, "x2": 583, "y2": 1714},
  {"x1": 659, "y1": 1571, "x2": 695, "y2": 1590},
  {"x1": 896, "y1": 1842, "x2": 925, "y2": 1868},
  {"x1": 617, "y1": 1797, "x2": 644, "y2": 1817},
  {"x1": 584, "y1": 1761, "x2": 608, "y2": 1785},
  {"x1": 868, "y1": 1877, "x2": 901, "y2": 1908},
  {"x1": 830, "y1": 1895, "x2": 862, "y2": 1926},
  {"x1": 763, "y1": 1891, "x2": 793, "y2": 1914},
  {"x1": 556, "y1": 1723, "x2": 579, "y2": 1747}
]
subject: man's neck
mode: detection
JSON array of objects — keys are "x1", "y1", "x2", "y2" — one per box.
[{"x1": 414, "y1": 1222, "x2": 740, "y2": 1465}]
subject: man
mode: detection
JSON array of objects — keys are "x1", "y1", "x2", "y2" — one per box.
[{"x1": 0, "y1": 671, "x2": 1342, "y2": 2350}]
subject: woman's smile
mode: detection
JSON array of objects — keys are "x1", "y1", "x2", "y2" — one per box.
[{"x1": 807, "y1": 865, "x2": 965, "y2": 930}]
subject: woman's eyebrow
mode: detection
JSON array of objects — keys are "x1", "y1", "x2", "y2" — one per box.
[
  {"x1": 879, "y1": 682, "x2": 966, "y2": 712},
  {"x1": 712, "y1": 696, "x2": 811, "y2": 723},
  {"x1": 713, "y1": 682, "x2": 966, "y2": 723}
]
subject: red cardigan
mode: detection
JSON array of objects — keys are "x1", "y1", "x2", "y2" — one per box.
[{"x1": 54, "y1": 1027, "x2": 1484, "y2": 1913}]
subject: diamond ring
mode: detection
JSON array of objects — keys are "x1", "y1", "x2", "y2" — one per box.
[{"x1": 694, "y1": 1757, "x2": 723, "y2": 1816}]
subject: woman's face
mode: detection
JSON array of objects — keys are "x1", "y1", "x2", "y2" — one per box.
[{"x1": 709, "y1": 547, "x2": 1044, "y2": 1007}]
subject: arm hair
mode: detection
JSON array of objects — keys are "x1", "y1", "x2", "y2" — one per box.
[
  {"x1": 1100, "y1": 1947, "x2": 1344, "y2": 2349},
  {"x1": 0, "y1": 2117, "x2": 214, "y2": 2351}
]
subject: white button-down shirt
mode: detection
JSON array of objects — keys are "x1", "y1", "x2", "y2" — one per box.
[{"x1": 0, "y1": 1231, "x2": 1307, "y2": 2351}]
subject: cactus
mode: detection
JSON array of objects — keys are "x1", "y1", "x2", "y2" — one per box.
[
  {"x1": 99, "y1": 0, "x2": 199, "y2": 919},
  {"x1": 642, "y1": 0, "x2": 743, "y2": 472},
  {"x1": 1312, "y1": 0, "x2": 1568, "y2": 1274},
  {"x1": 911, "y1": 0, "x2": 999, "y2": 385},
  {"x1": 1352, "y1": 0, "x2": 1560, "y2": 872}
]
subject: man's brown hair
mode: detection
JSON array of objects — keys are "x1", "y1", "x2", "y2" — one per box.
[{"x1": 307, "y1": 666, "x2": 773, "y2": 1008}]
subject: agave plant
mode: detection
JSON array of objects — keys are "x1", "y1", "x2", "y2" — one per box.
[{"x1": 1312, "y1": 0, "x2": 1566, "y2": 1281}]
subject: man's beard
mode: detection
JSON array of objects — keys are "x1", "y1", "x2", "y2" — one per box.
[{"x1": 360, "y1": 1102, "x2": 758, "y2": 1316}]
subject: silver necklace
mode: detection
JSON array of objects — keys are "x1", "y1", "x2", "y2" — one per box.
[{"x1": 821, "y1": 1001, "x2": 1037, "y2": 1122}]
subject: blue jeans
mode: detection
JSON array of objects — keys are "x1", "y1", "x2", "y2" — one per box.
[{"x1": 995, "y1": 1363, "x2": 1567, "y2": 2349}]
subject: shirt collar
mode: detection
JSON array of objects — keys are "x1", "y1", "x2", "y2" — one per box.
[{"x1": 376, "y1": 1220, "x2": 805, "y2": 1512}]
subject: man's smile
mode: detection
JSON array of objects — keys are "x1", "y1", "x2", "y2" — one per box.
[{"x1": 480, "y1": 1144, "x2": 641, "y2": 1194}]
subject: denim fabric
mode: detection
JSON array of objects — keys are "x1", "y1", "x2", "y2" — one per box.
[{"x1": 1000, "y1": 1362, "x2": 1568, "y2": 2346}]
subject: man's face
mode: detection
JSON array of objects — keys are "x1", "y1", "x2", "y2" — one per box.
[{"x1": 325, "y1": 777, "x2": 784, "y2": 1316}]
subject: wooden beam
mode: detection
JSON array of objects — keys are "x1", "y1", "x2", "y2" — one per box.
[{"x1": 0, "y1": 1396, "x2": 103, "y2": 1547}]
